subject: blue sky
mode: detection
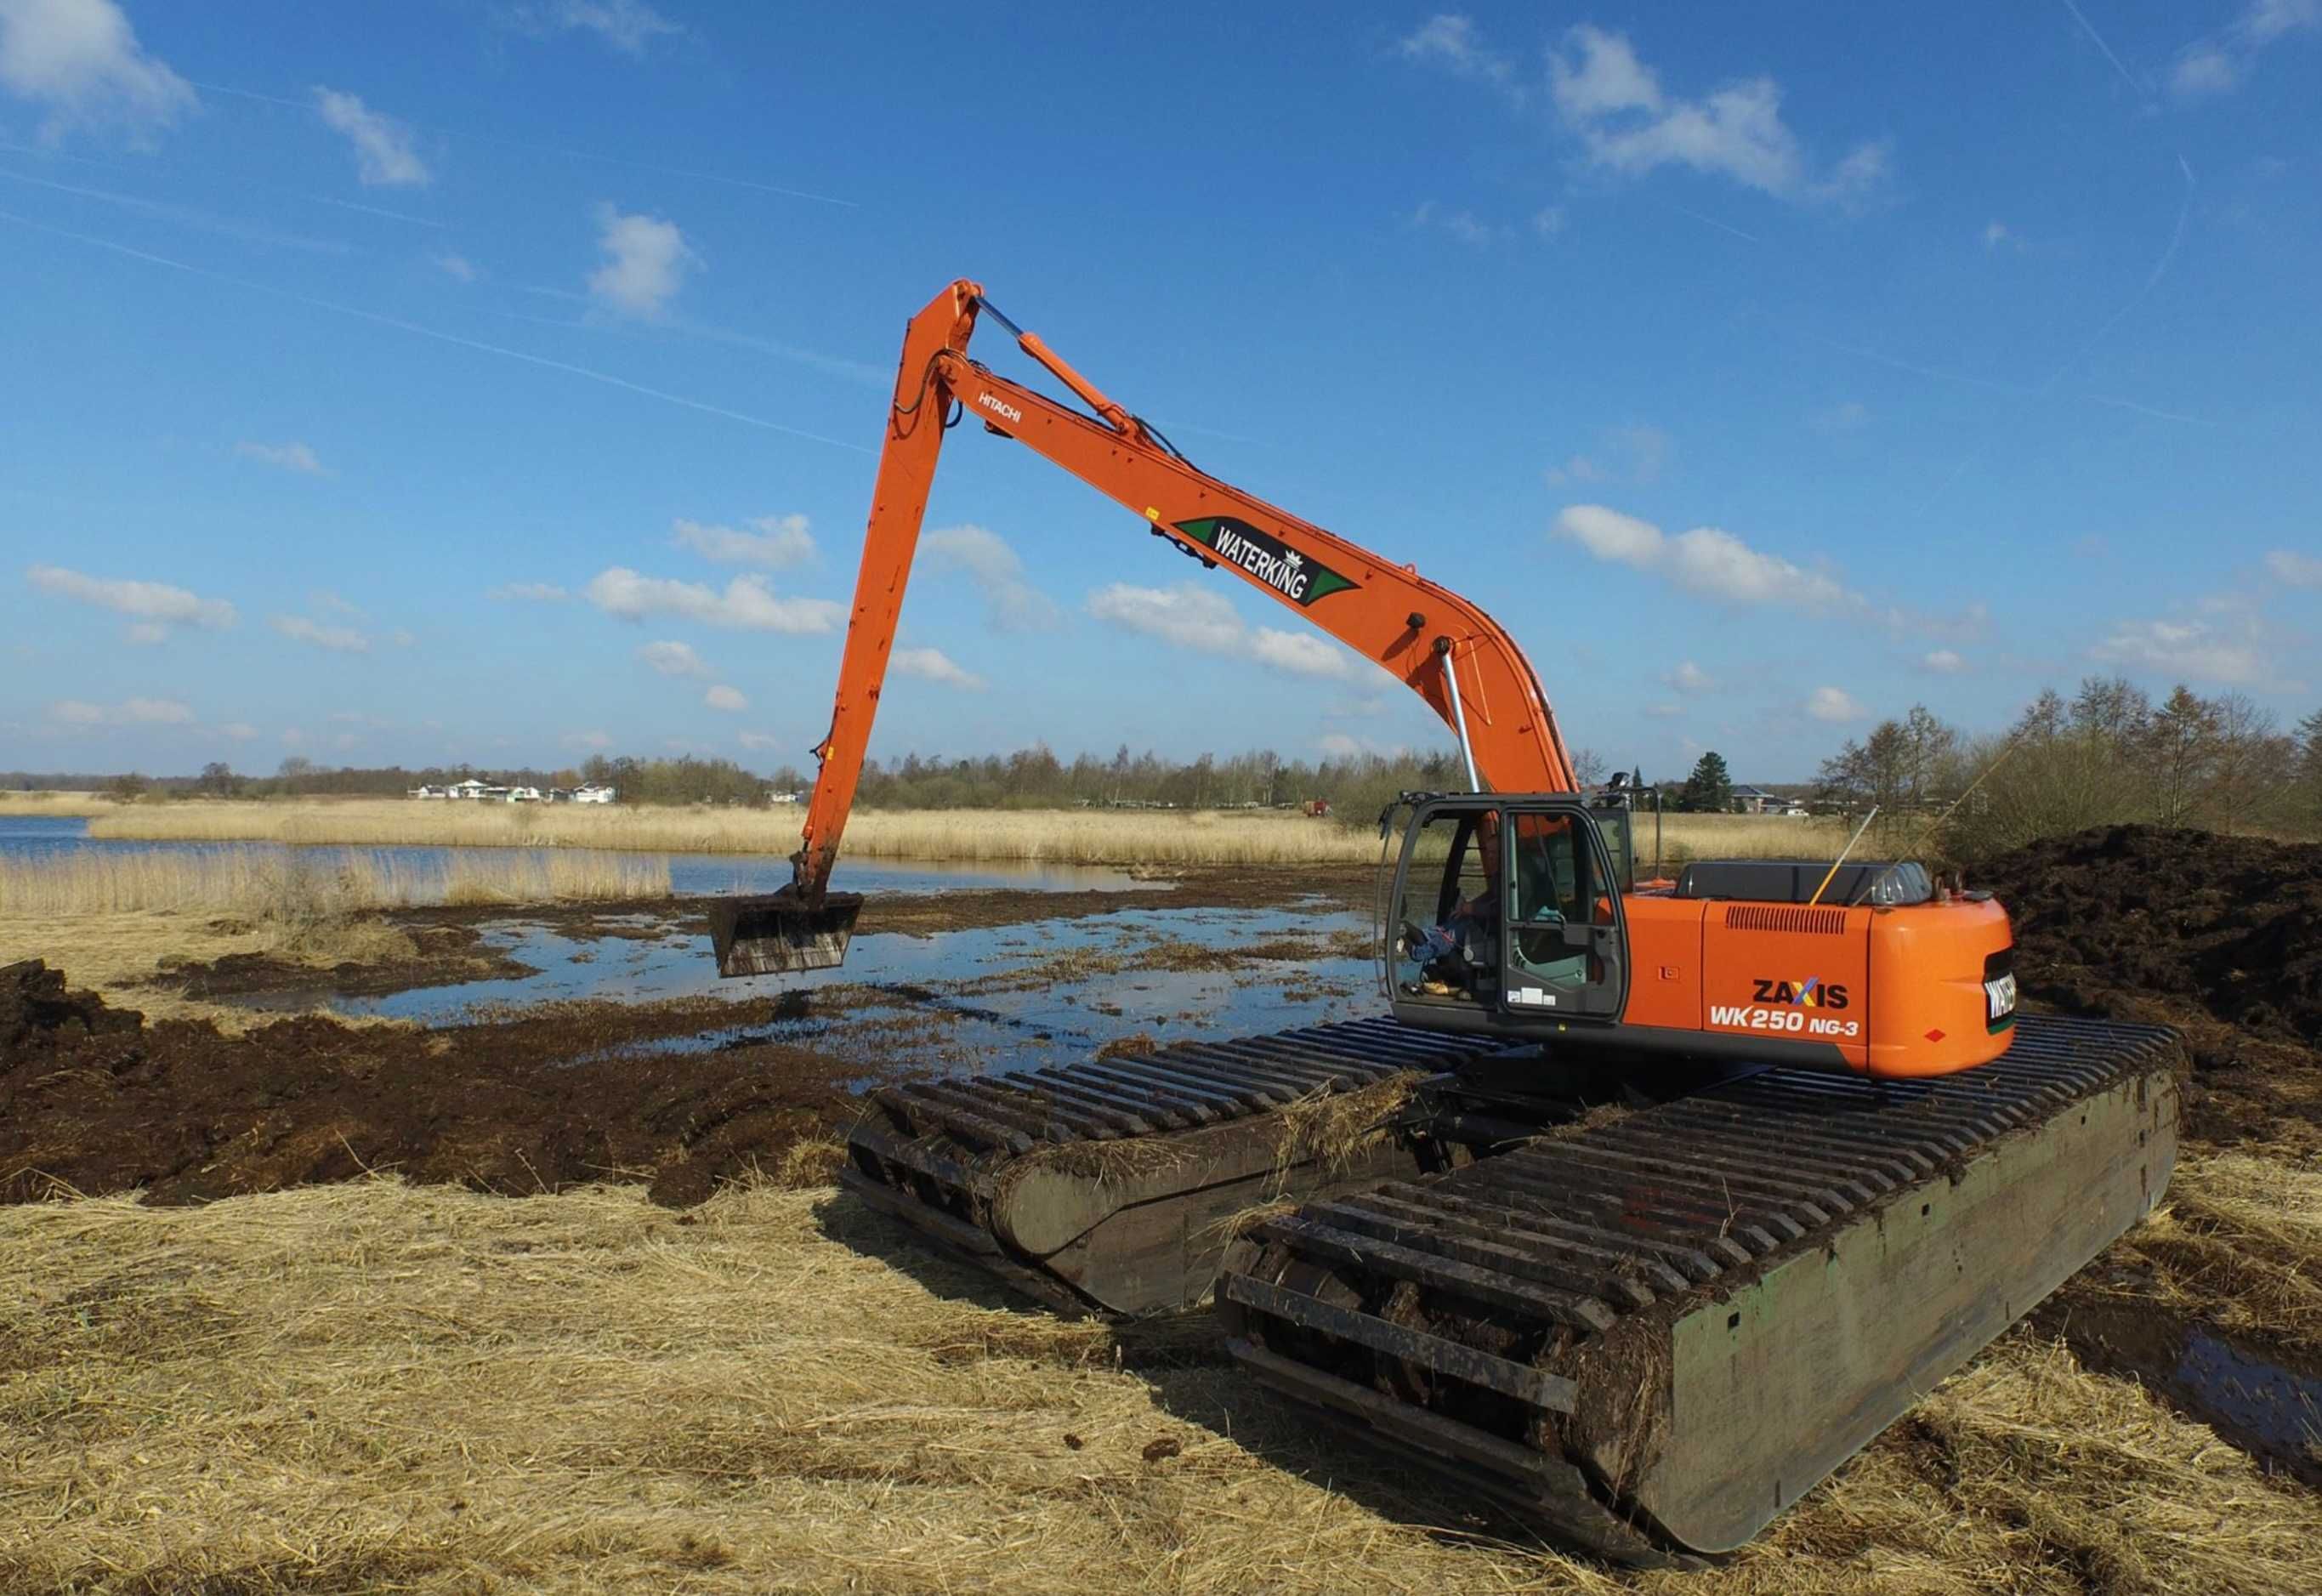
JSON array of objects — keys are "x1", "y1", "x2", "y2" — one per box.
[{"x1": 3, "y1": 1, "x2": 2316, "y2": 782}]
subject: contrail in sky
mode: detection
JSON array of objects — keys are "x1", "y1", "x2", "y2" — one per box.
[
  {"x1": 2056, "y1": 0, "x2": 2146, "y2": 95},
  {"x1": 0, "y1": 207, "x2": 874, "y2": 453},
  {"x1": 189, "y1": 80, "x2": 860, "y2": 208}
]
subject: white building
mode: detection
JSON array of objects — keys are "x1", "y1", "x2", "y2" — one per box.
[{"x1": 574, "y1": 783, "x2": 616, "y2": 804}]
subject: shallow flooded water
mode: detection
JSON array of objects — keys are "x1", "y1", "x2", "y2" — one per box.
[{"x1": 238, "y1": 900, "x2": 1382, "y2": 1077}]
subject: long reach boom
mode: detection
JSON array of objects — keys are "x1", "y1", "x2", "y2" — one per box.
[{"x1": 795, "y1": 279, "x2": 1575, "y2": 900}]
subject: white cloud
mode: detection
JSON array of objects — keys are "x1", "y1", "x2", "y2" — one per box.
[
  {"x1": 587, "y1": 203, "x2": 695, "y2": 319},
  {"x1": 1806, "y1": 686, "x2": 1865, "y2": 723},
  {"x1": 48, "y1": 695, "x2": 194, "y2": 726},
  {"x1": 499, "y1": 1, "x2": 680, "y2": 55},
  {"x1": 271, "y1": 614, "x2": 370, "y2": 652},
  {"x1": 1086, "y1": 582, "x2": 1246, "y2": 654},
  {"x1": 1810, "y1": 400, "x2": 1870, "y2": 434},
  {"x1": 2263, "y1": 548, "x2": 2322, "y2": 588},
  {"x1": 1922, "y1": 648, "x2": 1967, "y2": 673},
  {"x1": 435, "y1": 253, "x2": 478, "y2": 282},
  {"x1": 672, "y1": 514, "x2": 815, "y2": 569},
  {"x1": 1547, "y1": 22, "x2": 1661, "y2": 118},
  {"x1": 219, "y1": 721, "x2": 258, "y2": 741},
  {"x1": 1086, "y1": 581, "x2": 1360, "y2": 679},
  {"x1": 703, "y1": 683, "x2": 747, "y2": 711},
  {"x1": 388, "y1": 628, "x2": 415, "y2": 647},
  {"x1": 737, "y1": 730, "x2": 784, "y2": 752},
  {"x1": 1408, "y1": 199, "x2": 1502, "y2": 247},
  {"x1": 1662, "y1": 660, "x2": 1714, "y2": 693},
  {"x1": 1982, "y1": 219, "x2": 2018, "y2": 251},
  {"x1": 1531, "y1": 205, "x2": 1565, "y2": 238},
  {"x1": 1549, "y1": 425, "x2": 1669, "y2": 487},
  {"x1": 236, "y1": 439, "x2": 329, "y2": 475},
  {"x1": 27, "y1": 564, "x2": 236, "y2": 630},
  {"x1": 922, "y1": 524, "x2": 1061, "y2": 631},
  {"x1": 584, "y1": 566, "x2": 842, "y2": 633},
  {"x1": 2171, "y1": 1, "x2": 2319, "y2": 99},
  {"x1": 1547, "y1": 24, "x2": 1888, "y2": 204},
  {"x1": 637, "y1": 639, "x2": 710, "y2": 677},
  {"x1": 125, "y1": 622, "x2": 165, "y2": 645},
  {"x1": 491, "y1": 581, "x2": 568, "y2": 602},
  {"x1": 1553, "y1": 505, "x2": 1858, "y2": 614},
  {"x1": 1249, "y1": 628, "x2": 1358, "y2": 679},
  {"x1": 889, "y1": 647, "x2": 985, "y2": 691},
  {"x1": 1642, "y1": 703, "x2": 1683, "y2": 718},
  {"x1": 563, "y1": 728, "x2": 613, "y2": 750},
  {"x1": 0, "y1": 0, "x2": 196, "y2": 144},
  {"x1": 1396, "y1": 13, "x2": 1516, "y2": 97},
  {"x1": 312, "y1": 590, "x2": 361, "y2": 616},
  {"x1": 312, "y1": 88, "x2": 429, "y2": 187},
  {"x1": 2090, "y1": 608, "x2": 2279, "y2": 687}
]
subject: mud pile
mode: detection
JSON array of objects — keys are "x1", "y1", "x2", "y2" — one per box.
[
  {"x1": 1979, "y1": 825, "x2": 2322, "y2": 1149},
  {"x1": 0, "y1": 960, "x2": 142, "y2": 1055},
  {"x1": 1978, "y1": 825, "x2": 2320, "y2": 1042},
  {"x1": 0, "y1": 976, "x2": 859, "y2": 1208}
]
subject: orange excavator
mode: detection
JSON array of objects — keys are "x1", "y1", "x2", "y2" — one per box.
[{"x1": 712, "y1": 281, "x2": 2181, "y2": 1562}]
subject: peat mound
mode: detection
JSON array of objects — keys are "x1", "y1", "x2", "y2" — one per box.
[
  {"x1": 0, "y1": 960, "x2": 142, "y2": 1056},
  {"x1": 1978, "y1": 825, "x2": 2319, "y2": 1044},
  {"x1": 0, "y1": 988, "x2": 858, "y2": 1208}
]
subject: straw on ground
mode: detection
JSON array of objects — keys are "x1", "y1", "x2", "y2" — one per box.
[{"x1": 3, "y1": 1169, "x2": 2316, "y2": 1596}]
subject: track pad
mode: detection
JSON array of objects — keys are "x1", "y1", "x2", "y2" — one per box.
[{"x1": 708, "y1": 889, "x2": 863, "y2": 977}]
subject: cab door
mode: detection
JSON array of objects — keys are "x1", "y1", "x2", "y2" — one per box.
[{"x1": 1500, "y1": 804, "x2": 1630, "y2": 1021}]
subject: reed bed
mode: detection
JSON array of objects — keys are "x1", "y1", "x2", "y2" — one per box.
[
  {"x1": 0, "y1": 790, "x2": 110, "y2": 818},
  {"x1": 83, "y1": 798, "x2": 1847, "y2": 866},
  {"x1": 2, "y1": 1172, "x2": 2314, "y2": 1596},
  {"x1": 0, "y1": 847, "x2": 670, "y2": 917}
]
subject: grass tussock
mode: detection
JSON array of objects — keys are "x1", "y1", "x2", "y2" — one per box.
[
  {"x1": 0, "y1": 846, "x2": 670, "y2": 917},
  {"x1": 82, "y1": 798, "x2": 1850, "y2": 867},
  {"x1": 2085, "y1": 1154, "x2": 2322, "y2": 1357},
  {"x1": 3, "y1": 1178, "x2": 2318, "y2": 1595}
]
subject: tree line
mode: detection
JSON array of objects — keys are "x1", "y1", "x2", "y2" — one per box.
[{"x1": 1814, "y1": 677, "x2": 2322, "y2": 858}]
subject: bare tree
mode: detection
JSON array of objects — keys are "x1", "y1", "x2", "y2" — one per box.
[
  {"x1": 2202, "y1": 692, "x2": 2296, "y2": 832},
  {"x1": 2143, "y1": 685, "x2": 2218, "y2": 827}
]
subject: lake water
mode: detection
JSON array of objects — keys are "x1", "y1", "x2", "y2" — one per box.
[
  {"x1": 0, "y1": 815, "x2": 1152, "y2": 896},
  {"x1": 5, "y1": 815, "x2": 1382, "y2": 1057}
]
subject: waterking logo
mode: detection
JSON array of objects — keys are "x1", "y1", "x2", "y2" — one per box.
[{"x1": 1176, "y1": 516, "x2": 1358, "y2": 607}]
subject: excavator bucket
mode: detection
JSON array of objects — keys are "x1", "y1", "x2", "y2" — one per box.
[{"x1": 707, "y1": 889, "x2": 863, "y2": 977}]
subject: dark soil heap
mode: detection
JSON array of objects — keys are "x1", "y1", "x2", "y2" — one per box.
[
  {"x1": 0, "y1": 969, "x2": 856, "y2": 1208},
  {"x1": 1978, "y1": 825, "x2": 2320, "y2": 1043},
  {"x1": 0, "y1": 960, "x2": 143, "y2": 1055},
  {"x1": 1978, "y1": 825, "x2": 2322, "y2": 1148}
]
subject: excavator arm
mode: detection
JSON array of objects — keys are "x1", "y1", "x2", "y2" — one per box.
[{"x1": 792, "y1": 279, "x2": 1575, "y2": 903}]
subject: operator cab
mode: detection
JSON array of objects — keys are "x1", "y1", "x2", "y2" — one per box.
[{"x1": 1384, "y1": 795, "x2": 1633, "y2": 1035}]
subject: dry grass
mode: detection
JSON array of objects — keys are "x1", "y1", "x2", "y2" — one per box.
[
  {"x1": 82, "y1": 799, "x2": 1855, "y2": 867},
  {"x1": 2079, "y1": 1154, "x2": 2322, "y2": 1357},
  {"x1": 0, "y1": 910, "x2": 334, "y2": 1029},
  {"x1": 2, "y1": 1173, "x2": 2317, "y2": 1595},
  {"x1": 0, "y1": 847, "x2": 669, "y2": 917},
  {"x1": 0, "y1": 790, "x2": 110, "y2": 818},
  {"x1": 1271, "y1": 1071, "x2": 1424, "y2": 1179}
]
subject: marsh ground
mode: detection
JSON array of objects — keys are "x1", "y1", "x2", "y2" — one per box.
[{"x1": 3, "y1": 828, "x2": 2319, "y2": 1593}]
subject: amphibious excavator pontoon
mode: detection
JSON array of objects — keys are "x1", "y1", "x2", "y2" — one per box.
[{"x1": 713, "y1": 281, "x2": 2181, "y2": 1562}]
